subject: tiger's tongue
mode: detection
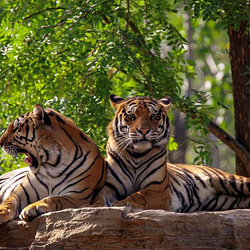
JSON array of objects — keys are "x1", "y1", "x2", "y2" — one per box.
[{"x1": 24, "y1": 152, "x2": 33, "y2": 165}]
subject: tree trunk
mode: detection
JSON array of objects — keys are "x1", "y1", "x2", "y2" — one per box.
[{"x1": 228, "y1": 21, "x2": 250, "y2": 176}]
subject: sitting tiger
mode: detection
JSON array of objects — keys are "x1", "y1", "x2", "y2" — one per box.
[
  {"x1": 92, "y1": 94, "x2": 250, "y2": 211},
  {"x1": 0, "y1": 104, "x2": 106, "y2": 223}
]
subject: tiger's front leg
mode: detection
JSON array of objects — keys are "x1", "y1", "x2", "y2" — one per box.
[
  {"x1": 19, "y1": 194, "x2": 84, "y2": 221},
  {"x1": 0, "y1": 181, "x2": 30, "y2": 224},
  {"x1": 90, "y1": 186, "x2": 117, "y2": 207},
  {"x1": 0, "y1": 194, "x2": 19, "y2": 224},
  {"x1": 112, "y1": 184, "x2": 170, "y2": 210}
]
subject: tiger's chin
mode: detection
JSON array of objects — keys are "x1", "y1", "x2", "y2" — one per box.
[{"x1": 130, "y1": 141, "x2": 152, "y2": 154}]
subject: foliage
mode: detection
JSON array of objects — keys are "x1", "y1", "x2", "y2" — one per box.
[
  {"x1": 182, "y1": 0, "x2": 250, "y2": 30},
  {"x1": 168, "y1": 8, "x2": 234, "y2": 171},
  {"x1": 0, "y1": 0, "x2": 236, "y2": 173}
]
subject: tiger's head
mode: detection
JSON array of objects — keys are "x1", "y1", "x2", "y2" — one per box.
[
  {"x1": 0, "y1": 105, "x2": 93, "y2": 171},
  {"x1": 107, "y1": 94, "x2": 172, "y2": 154}
]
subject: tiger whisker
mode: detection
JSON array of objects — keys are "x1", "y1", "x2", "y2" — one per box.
[
  {"x1": 118, "y1": 142, "x2": 131, "y2": 157},
  {"x1": 3, "y1": 144, "x2": 19, "y2": 156},
  {"x1": 116, "y1": 139, "x2": 131, "y2": 157},
  {"x1": 12, "y1": 145, "x2": 18, "y2": 155},
  {"x1": 116, "y1": 138, "x2": 130, "y2": 149},
  {"x1": 154, "y1": 138, "x2": 169, "y2": 148}
]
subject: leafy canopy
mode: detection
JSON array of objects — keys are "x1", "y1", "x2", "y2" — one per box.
[{"x1": 0, "y1": 0, "x2": 221, "y2": 173}]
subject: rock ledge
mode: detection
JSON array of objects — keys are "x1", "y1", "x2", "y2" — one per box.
[{"x1": 0, "y1": 207, "x2": 250, "y2": 249}]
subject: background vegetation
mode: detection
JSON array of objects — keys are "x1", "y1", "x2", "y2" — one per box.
[{"x1": 0, "y1": 0, "x2": 249, "y2": 175}]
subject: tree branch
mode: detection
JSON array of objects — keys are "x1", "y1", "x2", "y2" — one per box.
[
  {"x1": 23, "y1": 7, "x2": 66, "y2": 20},
  {"x1": 40, "y1": 16, "x2": 68, "y2": 29},
  {"x1": 181, "y1": 103, "x2": 250, "y2": 175},
  {"x1": 208, "y1": 121, "x2": 250, "y2": 175}
]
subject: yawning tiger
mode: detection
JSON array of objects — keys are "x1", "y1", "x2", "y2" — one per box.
[{"x1": 0, "y1": 104, "x2": 106, "y2": 223}]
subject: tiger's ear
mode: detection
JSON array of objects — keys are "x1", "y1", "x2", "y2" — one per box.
[
  {"x1": 159, "y1": 97, "x2": 172, "y2": 110},
  {"x1": 109, "y1": 94, "x2": 125, "y2": 109},
  {"x1": 33, "y1": 104, "x2": 51, "y2": 126}
]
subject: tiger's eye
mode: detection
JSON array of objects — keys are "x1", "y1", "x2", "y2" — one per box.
[
  {"x1": 150, "y1": 114, "x2": 160, "y2": 120},
  {"x1": 128, "y1": 114, "x2": 136, "y2": 120}
]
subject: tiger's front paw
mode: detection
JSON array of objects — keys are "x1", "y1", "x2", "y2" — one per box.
[
  {"x1": 19, "y1": 202, "x2": 50, "y2": 221},
  {"x1": 112, "y1": 200, "x2": 138, "y2": 209},
  {"x1": 0, "y1": 205, "x2": 14, "y2": 224}
]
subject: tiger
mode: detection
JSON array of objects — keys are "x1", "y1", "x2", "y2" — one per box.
[
  {"x1": 92, "y1": 94, "x2": 250, "y2": 212},
  {"x1": 0, "y1": 167, "x2": 28, "y2": 202},
  {"x1": 0, "y1": 104, "x2": 106, "y2": 223},
  {"x1": 91, "y1": 94, "x2": 172, "y2": 209}
]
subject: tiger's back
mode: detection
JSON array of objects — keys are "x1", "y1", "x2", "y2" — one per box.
[{"x1": 168, "y1": 163, "x2": 250, "y2": 212}]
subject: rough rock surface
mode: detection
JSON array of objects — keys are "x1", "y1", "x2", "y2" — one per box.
[{"x1": 0, "y1": 207, "x2": 250, "y2": 249}]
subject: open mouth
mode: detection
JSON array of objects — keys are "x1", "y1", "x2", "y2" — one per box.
[
  {"x1": 2, "y1": 145, "x2": 38, "y2": 168},
  {"x1": 20, "y1": 150, "x2": 38, "y2": 168}
]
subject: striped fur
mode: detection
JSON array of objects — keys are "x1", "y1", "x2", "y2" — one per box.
[
  {"x1": 92, "y1": 94, "x2": 172, "y2": 209},
  {"x1": 0, "y1": 167, "x2": 28, "y2": 202},
  {"x1": 0, "y1": 105, "x2": 106, "y2": 223},
  {"x1": 168, "y1": 163, "x2": 250, "y2": 212},
  {"x1": 92, "y1": 94, "x2": 250, "y2": 211}
]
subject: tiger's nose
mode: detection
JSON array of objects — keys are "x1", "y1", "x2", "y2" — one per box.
[{"x1": 137, "y1": 128, "x2": 150, "y2": 135}]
